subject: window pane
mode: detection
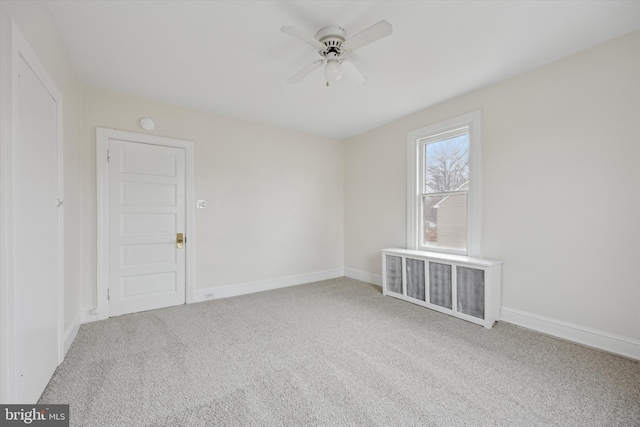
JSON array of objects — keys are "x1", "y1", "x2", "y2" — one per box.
[
  {"x1": 422, "y1": 193, "x2": 467, "y2": 251},
  {"x1": 424, "y1": 134, "x2": 469, "y2": 193}
]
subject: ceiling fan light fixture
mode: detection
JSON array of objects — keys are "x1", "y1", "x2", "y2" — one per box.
[
  {"x1": 282, "y1": 20, "x2": 392, "y2": 86},
  {"x1": 324, "y1": 60, "x2": 342, "y2": 82}
]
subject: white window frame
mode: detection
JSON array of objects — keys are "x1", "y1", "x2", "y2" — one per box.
[{"x1": 407, "y1": 110, "x2": 482, "y2": 257}]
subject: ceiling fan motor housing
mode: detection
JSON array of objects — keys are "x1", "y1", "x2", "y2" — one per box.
[{"x1": 315, "y1": 26, "x2": 347, "y2": 56}]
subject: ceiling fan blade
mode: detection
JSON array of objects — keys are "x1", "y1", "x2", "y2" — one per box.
[
  {"x1": 342, "y1": 20, "x2": 392, "y2": 51},
  {"x1": 341, "y1": 60, "x2": 367, "y2": 85},
  {"x1": 281, "y1": 26, "x2": 326, "y2": 50},
  {"x1": 287, "y1": 59, "x2": 324, "y2": 84}
]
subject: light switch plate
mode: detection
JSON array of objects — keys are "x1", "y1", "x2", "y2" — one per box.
[{"x1": 196, "y1": 200, "x2": 206, "y2": 209}]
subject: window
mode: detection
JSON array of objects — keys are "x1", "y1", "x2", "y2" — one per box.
[{"x1": 407, "y1": 111, "x2": 481, "y2": 256}]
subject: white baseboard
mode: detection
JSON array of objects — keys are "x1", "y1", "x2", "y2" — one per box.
[
  {"x1": 500, "y1": 307, "x2": 640, "y2": 360},
  {"x1": 193, "y1": 268, "x2": 345, "y2": 303},
  {"x1": 63, "y1": 311, "x2": 81, "y2": 356},
  {"x1": 344, "y1": 268, "x2": 382, "y2": 286}
]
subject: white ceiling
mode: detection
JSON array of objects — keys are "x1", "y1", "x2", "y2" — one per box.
[{"x1": 45, "y1": 0, "x2": 640, "y2": 139}]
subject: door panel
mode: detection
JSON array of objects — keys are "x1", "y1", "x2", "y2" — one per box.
[
  {"x1": 122, "y1": 272, "x2": 177, "y2": 297},
  {"x1": 122, "y1": 151, "x2": 176, "y2": 176},
  {"x1": 122, "y1": 213, "x2": 176, "y2": 234},
  {"x1": 108, "y1": 140, "x2": 186, "y2": 316},
  {"x1": 123, "y1": 243, "x2": 176, "y2": 266},
  {"x1": 122, "y1": 182, "x2": 177, "y2": 205},
  {"x1": 15, "y1": 55, "x2": 60, "y2": 403}
]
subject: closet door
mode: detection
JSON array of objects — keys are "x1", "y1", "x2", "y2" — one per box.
[{"x1": 15, "y1": 44, "x2": 63, "y2": 403}]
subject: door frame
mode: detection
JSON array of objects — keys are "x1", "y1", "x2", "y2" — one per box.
[
  {"x1": 0, "y1": 17, "x2": 65, "y2": 403},
  {"x1": 96, "y1": 128, "x2": 195, "y2": 320}
]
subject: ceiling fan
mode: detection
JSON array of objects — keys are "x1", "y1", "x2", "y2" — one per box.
[{"x1": 281, "y1": 20, "x2": 392, "y2": 86}]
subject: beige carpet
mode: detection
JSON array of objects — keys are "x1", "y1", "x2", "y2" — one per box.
[{"x1": 40, "y1": 278, "x2": 640, "y2": 426}]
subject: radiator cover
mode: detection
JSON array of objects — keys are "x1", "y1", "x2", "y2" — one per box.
[{"x1": 382, "y1": 249, "x2": 502, "y2": 329}]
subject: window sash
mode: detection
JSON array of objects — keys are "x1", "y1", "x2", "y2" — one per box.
[
  {"x1": 418, "y1": 127, "x2": 470, "y2": 195},
  {"x1": 419, "y1": 125, "x2": 469, "y2": 145},
  {"x1": 419, "y1": 190, "x2": 467, "y2": 199},
  {"x1": 419, "y1": 191, "x2": 468, "y2": 253}
]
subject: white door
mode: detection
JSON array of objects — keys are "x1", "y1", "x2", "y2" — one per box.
[
  {"x1": 15, "y1": 54, "x2": 62, "y2": 402},
  {"x1": 108, "y1": 139, "x2": 186, "y2": 316}
]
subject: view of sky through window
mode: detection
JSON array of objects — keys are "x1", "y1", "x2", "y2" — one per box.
[{"x1": 424, "y1": 134, "x2": 469, "y2": 193}]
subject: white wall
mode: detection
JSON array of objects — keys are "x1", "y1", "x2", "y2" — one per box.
[
  {"x1": 344, "y1": 31, "x2": 640, "y2": 342},
  {"x1": 80, "y1": 87, "x2": 344, "y2": 311}
]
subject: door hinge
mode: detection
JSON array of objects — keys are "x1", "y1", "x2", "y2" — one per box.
[
  {"x1": 17, "y1": 74, "x2": 22, "y2": 92},
  {"x1": 107, "y1": 288, "x2": 110, "y2": 301},
  {"x1": 107, "y1": 149, "x2": 110, "y2": 162}
]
